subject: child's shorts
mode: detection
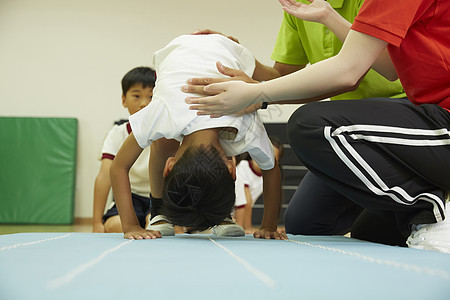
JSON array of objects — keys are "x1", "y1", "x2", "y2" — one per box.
[{"x1": 102, "y1": 193, "x2": 151, "y2": 228}]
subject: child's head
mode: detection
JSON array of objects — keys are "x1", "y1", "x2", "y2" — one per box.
[
  {"x1": 121, "y1": 67, "x2": 156, "y2": 115},
  {"x1": 161, "y1": 145, "x2": 236, "y2": 232}
]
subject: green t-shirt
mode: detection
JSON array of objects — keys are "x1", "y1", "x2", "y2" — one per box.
[{"x1": 271, "y1": 0, "x2": 406, "y2": 100}]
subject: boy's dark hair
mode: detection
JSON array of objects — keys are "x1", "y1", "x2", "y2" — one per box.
[
  {"x1": 161, "y1": 145, "x2": 235, "y2": 232},
  {"x1": 121, "y1": 66, "x2": 156, "y2": 95}
]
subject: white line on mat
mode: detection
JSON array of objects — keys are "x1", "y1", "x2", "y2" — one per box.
[
  {"x1": 46, "y1": 239, "x2": 133, "y2": 290},
  {"x1": 287, "y1": 239, "x2": 450, "y2": 281},
  {"x1": 0, "y1": 233, "x2": 72, "y2": 251},
  {"x1": 209, "y1": 237, "x2": 276, "y2": 289}
]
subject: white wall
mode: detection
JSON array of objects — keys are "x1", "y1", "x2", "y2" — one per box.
[{"x1": 0, "y1": 0, "x2": 300, "y2": 219}]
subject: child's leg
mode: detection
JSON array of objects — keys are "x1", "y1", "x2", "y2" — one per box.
[
  {"x1": 145, "y1": 213, "x2": 151, "y2": 228},
  {"x1": 133, "y1": 194, "x2": 151, "y2": 228},
  {"x1": 234, "y1": 206, "x2": 245, "y2": 227},
  {"x1": 102, "y1": 205, "x2": 122, "y2": 233},
  {"x1": 243, "y1": 186, "x2": 254, "y2": 232},
  {"x1": 104, "y1": 215, "x2": 122, "y2": 233},
  {"x1": 102, "y1": 194, "x2": 151, "y2": 233},
  {"x1": 243, "y1": 204, "x2": 254, "y2": 233}
]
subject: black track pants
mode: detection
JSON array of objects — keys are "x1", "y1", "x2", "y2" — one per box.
[{"x1": 286, "y1": 98, "x2": 450, "y2": 239}]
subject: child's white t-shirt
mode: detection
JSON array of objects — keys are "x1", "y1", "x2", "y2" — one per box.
[
  {"x1": 129, "y1": 34, "x2": 275, "y2": 170},
  {"x1": 101, "y1": 122, "x2": 150, "y2": 197}
]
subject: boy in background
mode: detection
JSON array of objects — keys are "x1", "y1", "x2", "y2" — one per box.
[
  {"x1": 92, "y1": 67, "x2": 155, "y2": 233},
  {"x1": 110, "y1": 34, "x2": 287, "y2": 240}
]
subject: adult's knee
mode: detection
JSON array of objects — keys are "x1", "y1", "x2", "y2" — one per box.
[
  {"x1": 287, "y1": 104, "x2": 315, "y2": 146},
  {"x1": 284, "y1": 204, "x2": 320, "y2": 235}
]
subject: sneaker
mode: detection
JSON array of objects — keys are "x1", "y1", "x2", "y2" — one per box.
[
  {"x1": 212, "y1": 218, "x2": 245, "y2": 237},
  {"x1": 407, "y1": 203, "x2": 450, "y2": 254},
  {"x1": 146, "y1": 215, "x2": 175, "y2": 236}
]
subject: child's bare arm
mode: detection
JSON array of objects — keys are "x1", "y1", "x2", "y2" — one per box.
[
  {"x1": 255, "y1": 160, "x2": 288, "y2": 240},
  {"x1": 110, "y1": 133, "x2": 161, "y2": 240}
]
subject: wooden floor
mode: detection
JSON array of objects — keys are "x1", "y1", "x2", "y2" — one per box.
[{"x1": 0, "y1": 219, "x2": 92, "y2": 235}]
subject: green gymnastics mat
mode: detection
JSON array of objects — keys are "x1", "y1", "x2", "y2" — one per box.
[{"x1": 0, "y1": 117, "x2": 77, "y2": 224}]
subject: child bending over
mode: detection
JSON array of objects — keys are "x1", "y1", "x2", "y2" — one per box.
[{"x1": 110, "y1": 34, "x2": 287, "y2": 240}]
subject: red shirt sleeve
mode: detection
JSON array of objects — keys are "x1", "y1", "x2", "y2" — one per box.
[{"x1": 351, "y1": 0, "x2": 431, "y2": 47}]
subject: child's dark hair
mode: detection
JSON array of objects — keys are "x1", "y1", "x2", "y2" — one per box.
[
  {"x1": 121, "y1": 66, "x2": 156, "y2": 95},
  {"x1": 161, "y1": 145, "x2": 235, "y2": 232}
]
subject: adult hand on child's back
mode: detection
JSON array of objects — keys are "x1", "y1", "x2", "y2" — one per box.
[
  {"x1": 253, "y1": 228, "x2": 288, "y2": 240},
  {"x1": 124, "y1": 226, "x2": 162, "y2": 240},
  {"x1": 182, "y1": 61, "x2": 258, "y2": 95},
  {"x1": 184, "y1": 61, "x2": 262, "y2": 117},
  {"x1": 186, "y1": 80, "x2": 260, "y2": 117}
]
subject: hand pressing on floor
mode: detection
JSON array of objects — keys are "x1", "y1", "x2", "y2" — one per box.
[
  {"x1": 124, "y1": 226, "x2": 162, "y2": 240},
  {"x1": 254, "y1": 228, "x2": 288, "y2": 240}
]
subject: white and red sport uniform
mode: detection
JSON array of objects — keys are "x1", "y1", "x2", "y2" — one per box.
[
  {"x1": 234, "y1": 160, "x2": 263, "y2": 209},
  {"x1": 101, "y1": 121, "x2": 151, "y2": 201},
  {"x1": 100, "y1": 121, "x2": 151, "y2": 227},
  {"x1": 285, "y1": 0, "x2": 450, "y2": 241}
]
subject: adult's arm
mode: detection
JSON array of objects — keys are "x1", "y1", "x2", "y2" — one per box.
[
  {"x1": 280, "y1": 0, "x2": 397, "y2": 81},
  {"x1": 187, "y1": 29, "x2": 388, "y2": 116}
]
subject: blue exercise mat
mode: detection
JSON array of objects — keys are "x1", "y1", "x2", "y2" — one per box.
[{"x1": 1, "y1": 233, "x2": 449, "y2": 300}]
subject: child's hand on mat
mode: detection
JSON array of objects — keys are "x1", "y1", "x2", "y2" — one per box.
[
  {"x1": 124, "y1": 226, "x2": 162, "y2": 240},
  {"x1": 253, "y1": 228, "x2": 288, "y2": 240}
]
